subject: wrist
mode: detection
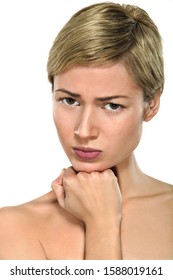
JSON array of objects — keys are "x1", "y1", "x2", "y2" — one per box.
[
  {"x1": 85, "y1": 216, "x2": 121, "y2": 235},
  {"x1": 85, "y1": 217, "x2": 122, "y2": 260},
  {"x1": 85, "y1": 212, "x2": 121, "y2": 228}
]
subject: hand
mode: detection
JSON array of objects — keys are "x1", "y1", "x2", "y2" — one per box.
[
  {"x1": 51, "y1": 168, "x2": 66, "y2": 208},
  {"x1": 52, "y1": 167, "x2": 122, "y2": 225}
]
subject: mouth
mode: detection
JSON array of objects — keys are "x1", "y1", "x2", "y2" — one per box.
[{"x1": 72, "y1": 147, "x2": 102, "y2": 161}]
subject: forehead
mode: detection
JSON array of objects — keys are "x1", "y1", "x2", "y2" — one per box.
[{"x1": 54, "y1": 64, "x2": 142, "y2": 98}]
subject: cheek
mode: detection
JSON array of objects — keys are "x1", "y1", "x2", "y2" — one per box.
[
  {"x1": 119, "y1": 117, "x2": 143, "y2": 150},
  {"x1": 126, "y1": 116, "x2": 142, "y2": 134},
  {"x1": 53, "y1": 112, "x2": 64, "y2": 137},
  {"x1": 106, "y1": 114, "x2": 143, "y2": 149},
  {"x1": 53, "y1": 110, "x2": 74, "y2": 141}
]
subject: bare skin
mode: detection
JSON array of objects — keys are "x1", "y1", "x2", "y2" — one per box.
[
  {"x1": 0, "y1": 164, "x2": 173, "y2": 260},
  {"x1": 0, "y1": 65, "x2": 172, "y2": 259}
]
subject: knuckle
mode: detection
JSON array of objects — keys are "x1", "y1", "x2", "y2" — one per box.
[
  {"x1": 77, "y1": 171, "x2": 87, "y2": 181},
  {"x1": 63, "y1": 169, "x2": 76, "y2": 187},
  {"x1": 102, "y1": 169, "x2": 112, "y2": 177},
  {"x1": 102, "y1": 169, "x2": 118, "y2": 182},
  {"x1": 51, "y1": 179, "x2": 59, "y2": 188}
]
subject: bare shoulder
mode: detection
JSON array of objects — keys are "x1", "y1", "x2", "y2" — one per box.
[
  {"x1": 143, "y1": 175, "x2": 173, "y2": 208},
  {"x1": 148, "y1": 176, "x2": 173, "y2": 195},
  {"x1": 0, "y1": 191, "x2": 58, "y2": 223},
  {"x1": 0, "y1": 190, "x2": 70, "y2": 237},
  {"x1": 0, "y1": 191, "x2": 61, "y2": 259},
  {"x1": 0, "y1": 191, "x2": 84, "y2": 259},
  {"x1": 130, "y1": 175, "x2": 173, "y2": 208}
]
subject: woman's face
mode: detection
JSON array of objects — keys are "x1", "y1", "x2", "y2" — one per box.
[{"x1": 53, "y1": 64, "x2": 146, "y2": 172}]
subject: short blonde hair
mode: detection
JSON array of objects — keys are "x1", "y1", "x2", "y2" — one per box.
[{"x1": 47, "y1": 2, "x2": 164, "y2": 101}]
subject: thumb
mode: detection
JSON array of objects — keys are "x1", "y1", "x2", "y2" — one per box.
[
  {"x1": 51, "y1": 168, "x2": 66, "y2": 208},
  {"x1": 55, "y1": 168, "x2": 66, "y2": 185},
  {"x1": 52, "y1": 182, "x2": 65, "y2": 209}
]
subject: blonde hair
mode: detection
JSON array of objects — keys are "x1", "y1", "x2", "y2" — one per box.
[{"x1": 47, "y1": 2, "x2": 164, "y2": 101}]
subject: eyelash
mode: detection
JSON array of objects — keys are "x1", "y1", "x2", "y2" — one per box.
[
  {"x1": 103, "y1": 103, "x2": 124, "y2": 112},
  {"x1": 57, "y1": 97, "x2": 80, "y2": 106},
  {"x1": 57, "y1": 97, "x2": 125, "y2": 112}
]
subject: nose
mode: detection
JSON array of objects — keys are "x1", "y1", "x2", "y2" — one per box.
[{"x1": 74, "y1": 107, "x2": 99, "y2": 140}]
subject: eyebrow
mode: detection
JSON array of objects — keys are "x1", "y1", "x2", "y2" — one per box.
[
  {"x1": 55, "y1": 88, "x2": 80, "y2": 98},
  {"x1": 55, "y1": 88, "x2": 129, "y2": 101}
]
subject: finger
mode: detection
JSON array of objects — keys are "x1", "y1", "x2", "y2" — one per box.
[
  {"x1": 52, "y1": 184, "x2": 65, "y2": 208},
  {"x1": 55, "y1": 168, "x2": 66, "y2": 185},
  {"x1": 64, "y1": 166, "x2": 77, "y2": 177}
]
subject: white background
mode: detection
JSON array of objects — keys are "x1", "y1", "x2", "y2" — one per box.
[
  {"x1": 0, "y1": 260, "x2": 173, "y2": 280},
  {"x1": 0, "y1": 0, "x2": 173, "y2": 207}
]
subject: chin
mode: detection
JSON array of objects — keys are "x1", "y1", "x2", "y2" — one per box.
[{"x1": 71, "y1": 161, "x2": 114, "y2": 173}]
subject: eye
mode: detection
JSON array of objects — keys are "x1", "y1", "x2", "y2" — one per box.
[
  {"x1": 103, "y1": 103, "x2": 124, "y2": 112},
  {"x1": 59, "y1": 97, "x2": 80, "y2": 107}
]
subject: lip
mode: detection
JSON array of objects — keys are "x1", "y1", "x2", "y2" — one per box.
[{"x1": 73, "y1": 147, "x2": 102, "y2": 160}]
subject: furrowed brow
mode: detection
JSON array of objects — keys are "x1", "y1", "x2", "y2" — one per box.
[
  {"x1": 55, "y1": 89, "x2": 129, "y2": 101},
  {"x1": 55, "y1": 88, "x2": 81, "y2": 98},
  {"x1": 96, "y1": 95, "x2": 129, "y2": 101}
]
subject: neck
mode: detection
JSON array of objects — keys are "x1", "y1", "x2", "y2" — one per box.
[{"x1": 113, "y1": 154, "x2": 145, "y2": 199}]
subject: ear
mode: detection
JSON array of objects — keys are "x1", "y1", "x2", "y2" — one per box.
[{"x1": 144, "y1": 92, "x2": 161, "y2": 122}]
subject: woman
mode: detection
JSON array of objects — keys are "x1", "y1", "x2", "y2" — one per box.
[{"x1": 0, "y1": 2, "x2": 172, "y2": 260}]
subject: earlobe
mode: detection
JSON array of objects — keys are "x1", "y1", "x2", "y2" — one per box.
[{"x1": 144, "y1": 92, "x2": 161, "y2": 122}]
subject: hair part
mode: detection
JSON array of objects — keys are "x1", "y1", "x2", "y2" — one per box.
[{"x1": 47, "y1": 2, "x2": 164, "y2": 101}]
